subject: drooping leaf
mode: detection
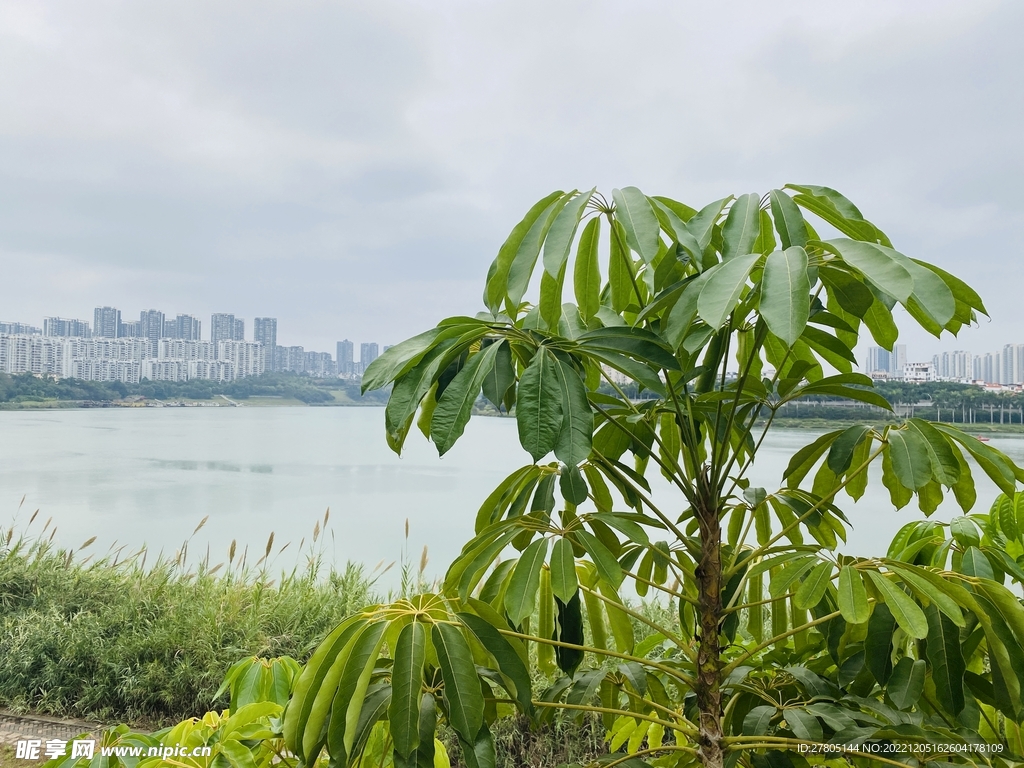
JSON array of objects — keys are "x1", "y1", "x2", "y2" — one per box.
[
  {"x1": 886, "y1": 429, "x2": 932, "y2": 491},
  {"x1": 549, "y1": 537, "x2": 578, "y2": 604},
  {"x1": 516, "y1": 350, "x2": 563, "y2": 461},
  {"x1": 431, "y1": 343, "x2": 503, "y2": 456},
  {"x1": 924, "y1": 605, "x2": 965, "y2": 715},
  {"x1": 886, "y1": 657, "x2": 926, "y2": 711},
  {"x1": 389, "y1": 622, "x2": 427, "y2": 759},
  {"x1": 457, "y1": 612, "x2": 534, "y2": 716},
  {"x1": 865, "y1": 604, "x2": 896, "y2": 685},
  {"x1": 505, "y1": 538, "x2": 549, "y2": 627},
  {"x1": 481, "y1": 341, "x2": 514, "y2": 411},
  {"x1": 551, "y1": 357, "x2": 593, "y2": 468},
  {"x1": 432, "y1": 622, "x2": 485, "y2": 742},
  {"x1": 837, "y1": 566, "x2": 869, "y2": 624}
]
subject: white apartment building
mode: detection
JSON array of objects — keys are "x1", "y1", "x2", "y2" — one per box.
[
  {"x1": 903, "y1": 361, "x2": 937, "y2": 383},
  {"x1": 1, "y1": 333, "x2": 264, "y2": 383},
  {"x1": 217, "y1": 341, "x2": 265, "y2": 378},
  {"x1": 141, "y1": 360, "x2": 190, "y2": 382},
  {"x1": 188, "y1": 360, "x2": 234, "y2": 382},
  {"x1": 67, "y1": 359, "x2": 141, "y2": 384},
  {"x1": 157, "y1": 339, "x2": 216, "y2": 362},
  {"x1": 0, "y1": 335, "x2": 66, "y2": 376}
]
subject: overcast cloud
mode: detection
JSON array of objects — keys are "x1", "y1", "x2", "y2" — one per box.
[{"x1": 0, "y1": 0, "x2": 1020, "y2": 361}]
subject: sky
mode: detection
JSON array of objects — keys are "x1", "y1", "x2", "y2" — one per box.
[{"x1": 0, "y1": 0, "x2": 1021, "y2": 362}]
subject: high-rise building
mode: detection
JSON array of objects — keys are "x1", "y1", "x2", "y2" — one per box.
[
  {"x1": 170, "y1": 314, "x2": 202, "y2": 341},
  {"x1": 936, "y1": 350, "x2": 973, "y2": 381},
  {"x1": 93, "y1": 307, "x2": 121, "y2": 338},
  {"x1": 0, "y1": 321, "x2": 41, "y2": 335},
  {"x1": 211, "y1": 313, "x2": 245, "y2": 345},
  {"x1": 43, "y1": 317, "x2": 91, "y2": 338},
  {"x1": 1002, "y1": 343, "x2": 1024, "y2": 385},
  {"x1": 974, "y1": 352, "x2": 1000, "y2": 384},
  {"x1": 138, "y1": 310, "x2": 165, "y2": 343},
  {"x1": 305, "y1": 351, "x2": 336, "y2": 377},
  {"x1": 866, "y1": 347, "x2": 891, "y2": 375},
  {"x1": 254, "y1": 318, "x2": 278, "y2": 370},
  {"x1": 119, "y1": 320, "x2": 141, "y2": 338},
  {"x1": 337, "y1": 339, "x2": 354, "y2": 376},
  {"x1": 360, "y1": 342, "x2": 379, "y2": 374},
  {"x1": 890, "y1": 344, "x2": 906, "y2": 378}
]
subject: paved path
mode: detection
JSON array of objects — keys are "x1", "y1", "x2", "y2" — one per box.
[{"x1": 0, "y1": 711, "x2": 103, "y2": 747}]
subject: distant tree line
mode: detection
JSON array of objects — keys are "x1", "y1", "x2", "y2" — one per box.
[
  {"x1": 0, "y1": 371, "x2": 389, "y2": 406},
  {"x1": 597, "y1": 379, "x2": 1024, "y2": 425}
]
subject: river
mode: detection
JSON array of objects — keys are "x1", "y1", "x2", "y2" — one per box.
[{"x1": 2, "y1": 406, "x2": 1022, "y2": 579}]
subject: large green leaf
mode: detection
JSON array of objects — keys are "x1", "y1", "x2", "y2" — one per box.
[
  {"x1": 432, "y1": 622, "x2": 485, "y2": 742},
  {"x1": 924, "y1": 605, "x2": 965, "y2": 715},
  {"x1": 484, "y1": 191, "x2": 564, "y2": 314},
  {"x1": 721, "y1": 193, "x2": 760, "y2": 260},
  {"x1": 837, "y1": 566, "x2": 869, "y2": 624},
  {"x1": 906, "y1": 418, "x2": 960, "y2": 486},
  {"x1": 327, "y1": 621, "x2": 389, "y2": 761},
  {"x1": 612, "y1": 187, "x2": 661, "y2": 264},
  {"x1": 886, "y1": 429, "x2": 932, "y2": 490},
  {"x1": 543, "y1": 189, "x2": 594, "y2": 277},
  {"x1": 551, "y1": 357, "x2": 593, "y2": 468},
  {"x1": 768, "y1": 190, "x2": 808, "y2": 249},
  {"x1": 826, "y1": 425, "x2": 872, "y2": 475},
  {"x1": 431, "y1": 342, "x2": 502, "y2": 456},
  {"x1": 886, "y1": 657, "x2": 925, "y2": 711},
  {"x1": 573, "y1": 218, "x2": 602, "y2": 321},
  {"x1": 364, "y1": 327, "x2": 448, "y2": 393},
  {"x1": 516, "y1": 349, "x2": 563, "y2": 461},
  {"x1": 389, "y1": 621, "x2": 426, "y2": 759},
  {"x1": 283, "y1": 615, "x2": 366, "y2": 761},
  {"x1": 760, "y1": 247, "x2": 810, "y2": 346},
  {"x1": 481, "y1": 341, "x2": 514, "y2": 411},
  {"x1": 825, "y1": 239, "x2": 913, "y2": 302},
  {"x1": 505, "y1": 538, "x2": 549, "y2": 626},
  {"x1": 793, "y1": 561, "x2": 833, "y2": 610},
  {"x1": 458, "y1": 612, "x2": 534, "y2": 716},
  {"x1": 866, "y1": 571, "x2": 927, "y2": 639},
  {"x1": 865, "y1": 604, "x2": 896, "y2": 684},
  {"x1": 697, "y1": 252, "x2": 761, "y2": 329},
  {"x1": 549, "y1": 537, "x2": 578, "y2": 604},
  {"x1": 506, "y1": 194, "x2": 570, "y2": 310}
]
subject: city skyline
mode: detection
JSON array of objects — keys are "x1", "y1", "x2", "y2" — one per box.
[{"x1": 2, "y1": 305, "x2": 387, "y2": 364}]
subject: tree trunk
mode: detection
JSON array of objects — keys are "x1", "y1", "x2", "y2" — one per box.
[{"x1": 695, "y1": 469, "x2": 724, "y2": 768}]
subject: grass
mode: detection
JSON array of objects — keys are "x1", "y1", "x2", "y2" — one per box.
[
  {"x1": 0, "y1": 509, "x2": 383, "y2": 726},
  {"x1": 0, "y1": 745, "x2": 45, "y2": 767}
]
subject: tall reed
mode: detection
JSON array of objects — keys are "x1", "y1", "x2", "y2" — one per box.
[{"x1": 0, "y1": 504, "x2": 382, "y2": 724}]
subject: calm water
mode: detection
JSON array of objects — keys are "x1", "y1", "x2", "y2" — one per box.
[{"x1": 2, "y1": 407, "x2": 1022, "y2": 576}]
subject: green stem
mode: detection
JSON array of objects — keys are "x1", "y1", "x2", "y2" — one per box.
[
  {"x1": 499, "y1": 628, "x2": 696, "y2": 688},
  {"x1": 723, "y1": 610, "x2": 841, "y2": 675}
]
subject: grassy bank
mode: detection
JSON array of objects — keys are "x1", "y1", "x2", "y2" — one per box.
[{"x1": 0, "y1": 513, "x2": 381, "y2": 725}]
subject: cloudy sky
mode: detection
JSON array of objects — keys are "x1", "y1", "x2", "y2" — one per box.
[{"x1": 0, "y1": 0, "x2": 1020, "y2": 362}]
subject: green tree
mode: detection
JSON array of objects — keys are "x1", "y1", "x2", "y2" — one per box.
[{"x1": 283, "y1": 186, "x2": 1024, "y2": 767}]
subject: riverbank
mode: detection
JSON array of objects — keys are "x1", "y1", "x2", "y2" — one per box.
[{"x1": 768, "y1": 416, "x2": 1024, "y2": 435}]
